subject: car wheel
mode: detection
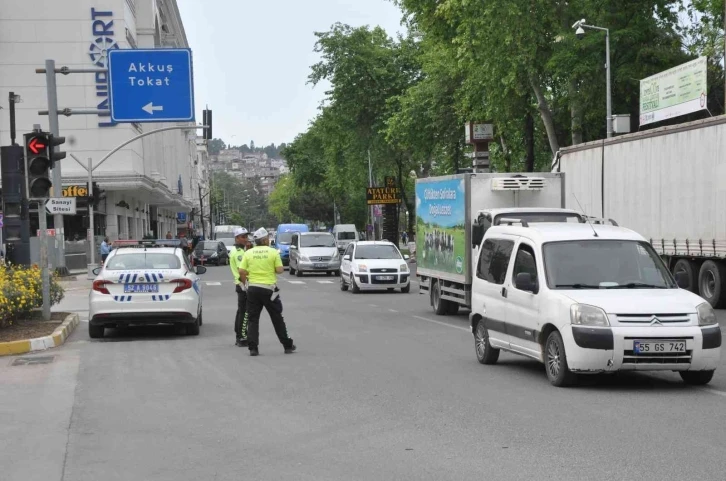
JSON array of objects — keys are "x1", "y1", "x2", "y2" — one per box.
[
  {"x1": 334, "y1": 270, "x2": 340, "y2": 276},
  {"x1": 296, "y1": 267, "x2": 303, "y2": 277},
  {"x1": 432, "y1": 281, "x2": 450, "y2": 316},
  {"x1": 351, "y1": 274, "x2": 360, "y2": 294},
  {"x1": 327, "y1": 271, "x2": 332, "y2": 276},
  {"x1": 401, "y1": 283, "x2": 411, "y2": 294},
  {"x1": 545, "y1": 331, "x2": 577, "y2": 387},
  {"x1": 474, "y1": 319, "x2": 499, "y2": 365},
  {"x1": 447, "y1": 302, "x2": 459, "y2": 315},
  {"x1": 388, "y1": 288, "x2": 394, "y2": 292},
  {"x1": 289, "y1": 265, "x2": 296, "y2": 275},
  {"x1": 187, "y1": 318, "x2": 200, "y2": 336},
  {"x1": 680, "y1": 370, "x2": 715, "y2": 385},
  {"x1": 340, "y1": 274, "x2": 348, "y2": 291},
  {"x1": 89, "y1": 324, "x2": 104, "y2": 339},
  {"x1": 198, "y1": 307, "x2": 203, "y2": 326}
]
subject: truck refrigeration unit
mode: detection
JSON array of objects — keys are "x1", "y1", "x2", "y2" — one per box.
[
  {"x1": 415, "y1": 172, "x2": 587, "y2": 315},
  {"x1": 553, "y1": 115, "x2": 726, "y2": 307}
]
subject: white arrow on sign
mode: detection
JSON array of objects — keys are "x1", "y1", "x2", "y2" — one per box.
[
  {"x1": 46, "y1": 197, "x2": 77, "y2": 215},
  {"x1": 142, "y1": 102, "x2": 164, "y2": 115}
]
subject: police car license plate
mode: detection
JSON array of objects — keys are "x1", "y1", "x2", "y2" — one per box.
[
  {"x1": 313, "y1": 263, "x2": 327, "y2": 269},
  {"x1": 377, "y1": 275, "x2": 395, "y2": 281},
  {"x1": 124, "y1": 284, "x2": 159, "y2": 293}
]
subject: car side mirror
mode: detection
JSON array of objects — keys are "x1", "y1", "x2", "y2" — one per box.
[
  {"x1": 195, "y1": 266, "x2": 207, "y2": 275},
  {"x1": 675, "y1": 271, "x2": 689, "y2": 289},
  {"x1": 404, "y1": 254, "x2": 410, "y2": 260},
  {"x1": 343, "y1": 255, "x2": 351, "y2": 261},
  {"x1": 92, "y1": 267, "x2": 101, "y2": 276},
  {"x1": 515, "y1": 272, "x2": 536, "y2": 293}
]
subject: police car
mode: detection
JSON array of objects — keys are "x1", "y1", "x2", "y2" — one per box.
[{"x1": 88, "y1": 240, "x2": 207, "y2": 339}]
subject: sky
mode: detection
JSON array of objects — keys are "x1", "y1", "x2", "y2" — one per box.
[{"x1": 176, "y1": 0, "x2": 406, "y2": 148}]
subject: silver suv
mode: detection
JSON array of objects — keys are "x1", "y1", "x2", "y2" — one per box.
[{"x1": 289, "y1": 232, "x2": 341, "y2": 277}]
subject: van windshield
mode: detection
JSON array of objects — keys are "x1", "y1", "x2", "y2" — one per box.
[
  {"x1": 301, "y1": 234, "x2": 336, "y2": 247},
  {"x1": 544, "y1": 240, "x2": 676, "y2": 289},
  {"x1": 337, "y1": 231, "x2": 356, "y2": 240},
  {"x1": 277, "y1": 232, "x2": 294, "y2": 245}
]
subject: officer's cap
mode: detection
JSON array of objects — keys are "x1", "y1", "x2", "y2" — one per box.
[
  {"x1": 234, "y1": 228, "x2": 248, "y2": 237},
  {"x1": 252, "y1": 227, "x2": 269, "y2": 240}
]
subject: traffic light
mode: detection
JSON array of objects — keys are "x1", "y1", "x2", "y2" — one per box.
[
  {"x1": 23, "y1": 132, "x2": 65, "y2": 198},
  {"x1": 1, "y1": 145, "x2": 31, "y2": 265}
]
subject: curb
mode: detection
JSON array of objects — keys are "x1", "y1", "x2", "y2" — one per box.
[{"x1": 0, "y1": 313, "x2": 80, "y2": 357}]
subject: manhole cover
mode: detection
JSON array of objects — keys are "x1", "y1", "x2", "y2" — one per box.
[{"x1": 11, "y1": 356, "x2": 55, "y2": 366}]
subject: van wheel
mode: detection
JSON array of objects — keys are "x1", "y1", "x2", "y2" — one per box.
[
  {"x1": 296, "y1": 267, "x2": 304, "y2": 277},
  {"x1": 698, "y1": 260, "x2": 726, "y2": 308},
  {"x1": 673, "y1": 259, "x2": 698, "y2": 293},
  {"x1": 431, "y1": 281, "x2": 450, "y2": 316},
  {"x1": 680, "y1": 370, "x2": 714, "y2": 385},
  {"x1": 289, "y1": 265, "x2": 295, "y2": 275},
  {"x1": 474, "y1": 319, "x2": 499, "y2": 365},
  {"x1": 545, "y1": 331, "x2": 577, "y2": 387}
]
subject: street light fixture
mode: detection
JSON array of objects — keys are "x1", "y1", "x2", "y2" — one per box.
[{"x1": 572, "y1": 18, "x2": 613, "y2": 138}]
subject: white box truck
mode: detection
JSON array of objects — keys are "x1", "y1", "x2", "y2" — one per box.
[
  {"x1": 415, "y1": 172, "x2": 585, "y2": 315},
  {"x1": 553, "y1": 115, "x2": 726, "y2": 307}
]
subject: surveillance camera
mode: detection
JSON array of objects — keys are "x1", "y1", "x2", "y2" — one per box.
[{"x1": 575, "y1": 26, "x2": 586, "y2": 40}]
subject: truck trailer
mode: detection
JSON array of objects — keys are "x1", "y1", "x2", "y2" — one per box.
[
  {"x1": 415, "y1": 172, "x2": 586, "y2": 315},
  {"x1": 553, "y1": 115, "x2": 726, "y2": 307}
]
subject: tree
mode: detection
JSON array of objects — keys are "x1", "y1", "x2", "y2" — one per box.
[{"x1": 207, "y1": 138, "x2": 225, "y2": 155}]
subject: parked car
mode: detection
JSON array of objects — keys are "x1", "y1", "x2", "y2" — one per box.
[
  {"x1": 289, "y1": 232, "x2": 340, "y2": 276},
  {"x1": 192, "y1": 240, "x2": 229, "y2": 266},
  {"x1": 340, "y1": 241, "x2": 411, "y2": 293},
  {"x1": 89, "y1": 240, "x2": 207, "y2": 338},
  {"x1": 470, "y1": 222, "x2": 721, "y2": 387}
]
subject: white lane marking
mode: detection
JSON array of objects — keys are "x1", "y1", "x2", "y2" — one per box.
[
  {"x1": 412, "y1": 315, "x2": 469, "y2": 332},
  {"x1": 369, "y1": 304, "x2": 378, "y2": 307},
  {"x1": 288, "y1": 281, "x2": 305, "y2": 284},
  {"x1": 206, "y1": 282, "x2": 222, "y2": 286},
  {"x1": 700, "y1": 388, "x2": 726, "y2": 398},
  {"x1": 317, "y1": 281, "x2": 334, "y2": 284},
  {"x1": 389, "y1": 309, "x2": 398, "y2": 313}
]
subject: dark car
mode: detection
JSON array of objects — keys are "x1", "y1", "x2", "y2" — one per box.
[{"x1": 192, "y1": 240, "x2": 229, "y2": 266}]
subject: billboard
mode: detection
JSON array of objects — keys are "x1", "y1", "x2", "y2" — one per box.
[
  {"x1": 639, "y1": 57, "x2": 707, "y2": 126},
  {"x1": 366, "y1": 176, "x2": 402, "y2": 205},
  {"x1": 415, "y1": 178, "x2": 467, "y2": 276}
]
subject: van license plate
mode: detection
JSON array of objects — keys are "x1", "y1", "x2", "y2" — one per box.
[
  {"x1": 314, "y1": 263, "x2": 327, "y2": 269},
  {"x1": 633, "y1": 340, "x2": 686, "y2": 354},
  {"x1": 124, "y1": 284, "x2": 159, "y2": 293}
]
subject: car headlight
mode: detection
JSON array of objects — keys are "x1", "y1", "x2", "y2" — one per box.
[
  {"x1": 357, "y1": 264, "x2": 368, "y2": 272},
  {"x1": 300, "y1": 255, "x2": 310, "y2": 262},
  {"x1": 697, "y1": 302, "x2": 717, "y2": 326},
  {"x1": 400, "y1": 263, "x2": 408, "y2": 272},
  {"x1": 570, "y1": 304, "x2": 610, "y2": 327}
]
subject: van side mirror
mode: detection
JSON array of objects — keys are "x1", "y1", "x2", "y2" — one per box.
[
  {"x1": 289, "y1": 245, "x2": 297, "y2": 250},
  {"x1": 515, "y1": 272, "x2": 536, "y2": 293},
  {"x1": 403, "y1": 254, "x2": 410, "y2": 260},
  {"x1": 343, "y1": 255, "x2": 351, "y2": 261},
  {"x1": 674, "y1": 271, "x2": 689, "y2": 289}
]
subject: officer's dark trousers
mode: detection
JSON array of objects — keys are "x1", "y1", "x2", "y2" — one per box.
[
  {"x1": 246, "y1": 286, "x2": 292, "y2": 350},
  {"x1": 234, "y1": 285, "x2": 248, "y2": 340}
]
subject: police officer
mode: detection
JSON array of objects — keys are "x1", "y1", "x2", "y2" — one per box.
[
  {"x1": 230, "y1": 227, "x2": 250, "y2": 346},
  {"x1": 239, "y1": 227, "x2": 296, "y2": 356}
]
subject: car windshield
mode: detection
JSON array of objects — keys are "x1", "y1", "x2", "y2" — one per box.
[
  {"x1": 301, "y1": 234, "x2": 336, "y2": 248},
  {"x1": 197, "y1": 241, "x2": 218, "y2": 251},
  {"x1": 106, "y1": 253, "x2": 181, "y2": 270},
  {"x1": 277, "y1": 232, "x2": 294, "y2": 245},
  {"x1": 337, "y1": 231, "x2": 356, "y2": 240},
  {"x1": 544, "y1": 240, "x2": 676, "y2": 289},
  {"x1": 494, "y1": 212, "x2": 583, "y2": 224},
  {"x1": 355, "y1": 245, "x2": 402, "y2": 260}
]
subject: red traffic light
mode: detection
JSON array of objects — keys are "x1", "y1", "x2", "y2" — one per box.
[{"x1": 28, "y1": 137, "x2": 47, "y2": 155}]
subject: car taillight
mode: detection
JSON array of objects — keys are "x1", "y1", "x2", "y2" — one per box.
[
  {"x1": 92, "y1": 280, "x2": 112, "y2": 295},
  {"x1": 171, "y1": 278, "x2": 193, "y2": 293}
]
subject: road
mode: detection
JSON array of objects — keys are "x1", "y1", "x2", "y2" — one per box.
[{"x1": 1, "y1": 265, "x2": 726, "y2": 481}]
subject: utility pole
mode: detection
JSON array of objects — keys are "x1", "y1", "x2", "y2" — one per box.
[
  {"x1": 44, "y1": 59, "x2": 68, "y2": 274},
  {"x1": 368, "y1": 149, "x2": 374, "y2": 240},
  {"x1": 198, "y1": 184, "x2": 206, "y2": 239},
  {"x1": 8, "y1": 91, "x2": 18, "y2": 145}
]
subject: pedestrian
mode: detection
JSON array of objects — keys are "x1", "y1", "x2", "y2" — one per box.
[
  {"x1": 166, "y1": 231, "x2": 173, "y2": 239},
  {"x1": 230, "y1": 227, "x2": 251, "y2": 346},
  {"x1": 100, "y1": 237, "x2": 110, "y2": 263},
  {"x1": 239, "y1": 227, "x2": 296, "y2": 357}
]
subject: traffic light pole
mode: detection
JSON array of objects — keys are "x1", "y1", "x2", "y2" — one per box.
[
  {"x1": 38, "y1": 201, "x2": 51, "y2": 321},
  {"x1": 45, "y1": 59, "x2": 68, "y2": 276}
]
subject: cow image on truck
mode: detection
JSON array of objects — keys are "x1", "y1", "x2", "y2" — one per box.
[
  {"x1": 416, "y1": 173, "x2": 587, "y2": 315},
  {"x1": 552, "y1": 115, "x2": 726, "y2": 308}
]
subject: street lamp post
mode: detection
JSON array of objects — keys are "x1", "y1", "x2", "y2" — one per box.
[{"x1": 573, "y1": 19, "x2": 612, "y2": 138}]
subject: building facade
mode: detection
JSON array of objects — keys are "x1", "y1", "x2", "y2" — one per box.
[{"x1": 0, "y1": 0, "x2": 207, "y2": 247}]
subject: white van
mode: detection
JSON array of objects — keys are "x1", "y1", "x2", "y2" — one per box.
[
  {"x1": 470, "y1": 221, "x2": 721, "y2": 387},
  {"x1": 332, "y1": 224, "x2": 358, "y2": 252}
]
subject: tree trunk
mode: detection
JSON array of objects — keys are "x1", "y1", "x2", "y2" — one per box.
[
  {"x1": 530, "y1": 76, "x2": 560, "y2": 155},
  {"x1": 570, "y1": 80, "x2": 584, "y2": 145},
  {"x1": 524, "y1": 112, "x2": 535, "y2": 172},
  {"x1": 500, "y1": 135, "x2": 511, "y2": 172}
]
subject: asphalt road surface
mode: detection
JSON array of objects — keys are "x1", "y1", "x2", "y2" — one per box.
[{"x1": 2, "y1": 265, "x2": 726, "y2": 481}]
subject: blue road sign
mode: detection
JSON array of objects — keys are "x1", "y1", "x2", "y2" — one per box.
[{"x1": 108, "y1": 48, "x2": 195, "y2": 123}]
